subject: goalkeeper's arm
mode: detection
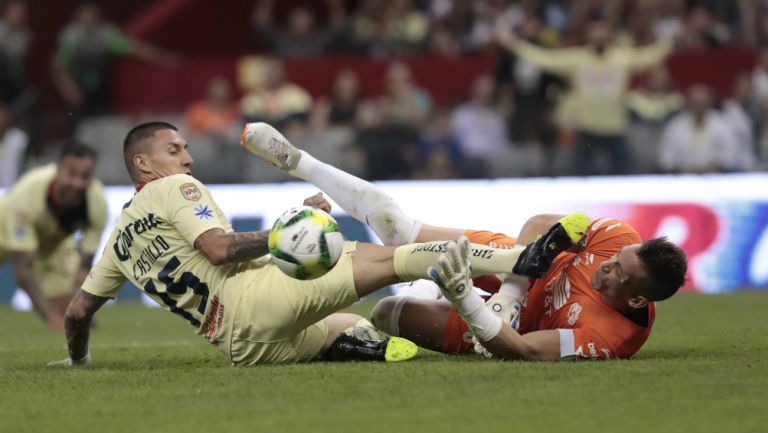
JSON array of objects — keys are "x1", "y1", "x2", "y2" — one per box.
[
  {"x1": 428, "y1": 236, "x2": 561, "y2": 361},
  {"x1": 480, "y1": 326, "x2": 562, "y2": 361}
]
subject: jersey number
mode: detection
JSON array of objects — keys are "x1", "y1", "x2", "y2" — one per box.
[{"x1": 143, "y1": 256, "x2": 210, "y2": 327}]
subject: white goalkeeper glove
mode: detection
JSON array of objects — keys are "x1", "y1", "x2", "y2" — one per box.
[
  {"x1": 486, "y1": 289, "x2": 523, "y2": 331},
  {"x1": 473, "y1": 290, "x2": 524, "y2": 358},
  {"x1": 427, "y1": 236, "x2": 473, "y2": 303},
  {"x1": 429, "y1": 236, "x2": 507, "y2": 350}
]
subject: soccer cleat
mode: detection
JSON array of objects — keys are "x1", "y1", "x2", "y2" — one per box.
[
  {"x1": 323, "y1": 333, "x2": 418, "y2": 362},
  {"x1": 383, "y1": 336, "x2": 419, "y2": 362},
  {"x1": 513, "y1": 212, "x2": 590, "y2": 278},
  {"x1": 558, "y1": 212, "x2": 591, "y2": 245},
  {"x1": 240, "y1": 122, "x2": 302, "y2": 170}
]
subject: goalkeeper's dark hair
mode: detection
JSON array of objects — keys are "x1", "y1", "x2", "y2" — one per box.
[
  {"x1": 636, "y1": 237, "x2": 687, "y2": 301},
  {"x1": 123, "y1": 121, "x2": 178, "y2": 181},
  {"x1": 58, "y1": 139, "x2": 97, "y2": 162}
]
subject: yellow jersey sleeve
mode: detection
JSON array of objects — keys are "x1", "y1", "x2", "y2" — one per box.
[
  {"x1": 163, "y1": 175, "x2": 231, "y2": 247},
  {"x1": 0, "y1": 167, "x2": 48, "y2": 252},
  {"x1": 514, "y1": 40, "x2": 587, "y2": 76},
  {"x1": 622, "y1": 41, "x2": 672, "y2": 72},
  {"x1": 0, "y1": 204, "x2": 37, "y2": 252},
  {"x1": 81, "y1": 180, "x2": 109, "y2": 254},
  {"x1": 81, "y1": 249, "x2": 127, "y2": 298}
]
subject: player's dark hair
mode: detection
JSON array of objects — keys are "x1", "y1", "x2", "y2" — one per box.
[
  {"x1": 636, "y1": 237, "x2": 687, "y2": 301},
  {"x1": 58, "y1": 139, "x2": 98, "y2": 161},
  {"x1": 123, "y1": 121, "x2": 178, "y2": 181}
]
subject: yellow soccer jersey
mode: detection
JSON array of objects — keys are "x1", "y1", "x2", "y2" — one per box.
[
  {"x1": 82, "y1": 174, "x2": 251, "y2": 338},
  {"x1": 0, "y1": 163, "x2": 107, "y2": 258}
]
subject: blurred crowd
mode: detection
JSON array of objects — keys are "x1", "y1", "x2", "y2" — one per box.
[{"x1": 3, "y1": 0, "x2": 768, "y2": 186}]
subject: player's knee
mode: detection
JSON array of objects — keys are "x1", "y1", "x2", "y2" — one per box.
[
  {"x1": 371, "y1": 295, "x2": 410, "y2": 336},
  {"x1": 526, "y1": 214, "x2": 555, "y2": 229},
  {"x1": 519, "y1": 213, "x2": 562, "y2": 244}
]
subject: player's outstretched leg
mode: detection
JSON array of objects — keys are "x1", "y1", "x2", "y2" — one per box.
[{"x1": 241, "y1": 122, "x2": 422, "y2": 246}]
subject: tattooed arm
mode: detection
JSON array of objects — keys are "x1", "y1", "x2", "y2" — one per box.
[
  {"x1": 194, "y1": 193, "x2": 332, "y2": 266},
  {"x1": 194, "y1": 228, "x2": 271, "y2": 265},
  {"x1": 48, "y1": 289, "x2": 109, "y2": 366}
]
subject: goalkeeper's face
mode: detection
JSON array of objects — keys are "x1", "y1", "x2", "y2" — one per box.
[
  {"x1": 591, "y1": 244, "x2": 649, "y2": 311},
  {"x1": 141, "y1": 129, "x2": 194, "y2": 179}
]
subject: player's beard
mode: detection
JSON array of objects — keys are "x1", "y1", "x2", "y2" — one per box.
[{"x1": 55, "y1": 185, "x2": 86, "y2": 209}]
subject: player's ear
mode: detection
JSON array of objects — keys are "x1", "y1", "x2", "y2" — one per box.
[
  {"x1": 627, "y1": 295, "x2": 648, "y2": 309},
  {"x1": 133, "y1": 153, "x2": 150, "y2": 173}
]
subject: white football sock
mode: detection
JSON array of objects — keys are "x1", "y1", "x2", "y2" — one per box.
[
  {"x1": 395, "y1": 280, "x2": 443, "y2": 300},
  {"x1": 289, "y1": 151, "x2": 422, "y2": 245},
  {"x1": 499, "y1": 274, "x2": 529, "y2": 304}
]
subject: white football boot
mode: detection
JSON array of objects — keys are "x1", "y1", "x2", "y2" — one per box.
[{"x1": 240, "y1": 122, "x2": 302, "y2": 171}]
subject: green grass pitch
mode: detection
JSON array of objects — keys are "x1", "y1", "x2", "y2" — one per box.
[{"x1": 1, "y1": 291, "x2": 766, "y2": 433}]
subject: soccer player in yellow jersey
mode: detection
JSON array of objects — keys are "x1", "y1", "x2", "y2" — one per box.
[
  {"x1": 0, "y1": 142, "x2": 107, "y2": 331},
  {"x1": 51, "y1": 122, "x2": 544, "y2": 366}
]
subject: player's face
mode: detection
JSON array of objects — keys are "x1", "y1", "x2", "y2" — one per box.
[
  {"x1": 54, "y1": 155, "x2": 95, "y2": 208},
  {"x1": 591, "y1": 244, "x2": 648, "y2": 310},
  {"x1": 587, "y1": 22, "x2": 612, "y2": 52},
  {"x1": 142, "y1": 129, "x2": 194, "y2": 179}
]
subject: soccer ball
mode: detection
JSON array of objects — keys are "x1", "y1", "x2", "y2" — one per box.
[{"x1": 268, "y1": 206, "x2": 344, "y2": 280}]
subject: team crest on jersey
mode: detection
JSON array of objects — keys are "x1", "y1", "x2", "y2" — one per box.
[
  {"x1": 180, "y1": 183, "x2": 201, "y2": 201},
  {"x1": 567, "y1": 303, "x2": 582, "y2": 326},
  {"x1": 13, "y1": 212, "x2": 27, "y2": 238}
]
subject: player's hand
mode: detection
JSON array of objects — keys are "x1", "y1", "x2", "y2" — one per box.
[
  {"x1": 472, "y1": 291, "x2": 523, "y2": 358},
  {"x1": 47, "y1": 353, "x2": 91, "y2": 367},
  {"x1": 303, "y1": 192, "x2": 332, "y2": 214},
  {"x1": 485, "y1": 291, "x2": 523, "y2": 331},
  {"x1": 428, "y1": 236, "x2": 473, "y2": 303}
]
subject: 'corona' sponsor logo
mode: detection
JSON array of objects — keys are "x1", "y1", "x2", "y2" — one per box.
[{"x1": 113, "y1": 214, "x2": 165, "y2": 261}]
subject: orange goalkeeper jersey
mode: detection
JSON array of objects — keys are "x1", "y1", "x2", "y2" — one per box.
[{"x1": 465, "y1": 217, "x2": 655, "y2": 360}]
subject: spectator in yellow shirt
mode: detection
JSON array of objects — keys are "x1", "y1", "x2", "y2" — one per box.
[
  {"x1": 240, "y1": 60, "x2": 312, "y2": 128},
  {"x1": 496, "y1": 20, "x2": 671, "y2": 175}
]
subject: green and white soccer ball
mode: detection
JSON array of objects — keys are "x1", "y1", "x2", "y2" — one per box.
[{"x1": 268, "y1": 206, "x2": 344, "y2": 280}]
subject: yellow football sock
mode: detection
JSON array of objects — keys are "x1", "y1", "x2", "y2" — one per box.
[{"x1": 393, "y1": 241, "x2": 526, "y2": 281}]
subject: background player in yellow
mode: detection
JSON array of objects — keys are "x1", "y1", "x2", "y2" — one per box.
[
  {"x1": 50, "y1": 122, "x2": 542, "y2": 366},
  {"x1": 0, "y1": 142, "x2": 107, "y2": 331}
]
